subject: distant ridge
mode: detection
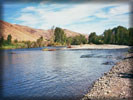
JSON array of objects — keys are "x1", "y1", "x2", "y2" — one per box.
[{"x1": 0, "y1": 20, "x2": 88, "y2": 41}]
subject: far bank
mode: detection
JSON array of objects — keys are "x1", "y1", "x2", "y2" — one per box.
[{"x1": 0, "y1": 44, "x2": 131, "y2": 50}]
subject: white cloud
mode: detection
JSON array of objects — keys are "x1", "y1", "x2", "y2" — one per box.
[
  {"x1": 15, "y1": 13, "x2": 40, "y2": 27},
  {"x1": 21, "y1": 6, "x2": 36, "y2": 12},
  {"x1": 109, "y1": 5, "x2": 129, "y2": 15},
  {"x1": 40, "y1": 1, "x2": 49, "y2": 5},
  {"x1": 14, "y1": 2, "x2": 130, "y2": 35}
]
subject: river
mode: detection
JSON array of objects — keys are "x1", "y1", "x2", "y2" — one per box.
[{"x1": 0, "y1": 47, "x2": 128, "y2": 100}]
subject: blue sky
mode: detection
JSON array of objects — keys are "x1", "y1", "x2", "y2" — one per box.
[{"x1": 2, "y1": 1, "x2": 131, "y2": 35}]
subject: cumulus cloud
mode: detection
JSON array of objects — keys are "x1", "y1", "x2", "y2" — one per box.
[{"x1": 14, "y1": 2, "x2": 130, "y2": 35}]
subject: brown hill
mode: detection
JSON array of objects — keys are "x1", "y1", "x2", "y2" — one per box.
[
  {"x1": 63, "y1": 29, "x2": 88, "y2": 39},
  {"x1": 0, "y1": 20, "x2": 88, "y2": 41}
]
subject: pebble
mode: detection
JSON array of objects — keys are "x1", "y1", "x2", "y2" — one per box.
[{"x1": 81, "y1": 53, "x2": 133, "y2": 100}]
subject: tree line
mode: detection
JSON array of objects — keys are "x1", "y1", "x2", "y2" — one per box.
[
  {"x1": 0, "y1": 27, "x2": 87, "y2": 48},
  {"x1": 0, "y1": 25, "x2": 133, "y2": 49},
  {"x1": 54, "y1": 27, "x2": 87, "y2": 45},
  {"x1": 0, "y1": 35, "x2": 46, "y2": 48},
  {"x1": 0, "y1": 34, "x2": 12, "y2": 46},
  {"x1": 54, "y1": 26, "x2": 133, "y2": 46},
  {"x1": 88, "y1": 26, "x2": 133, "y2": 46}
]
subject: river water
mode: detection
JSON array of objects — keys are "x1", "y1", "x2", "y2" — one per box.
[{"x1": 0, "y1": 47, "x2": 128, "y2": 100}]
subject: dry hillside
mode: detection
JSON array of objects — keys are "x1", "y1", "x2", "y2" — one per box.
[{"x1": 0, "y1": 20, "x2": 88, "y2": 41}]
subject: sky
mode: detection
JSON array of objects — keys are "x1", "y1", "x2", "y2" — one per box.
[{"x1": 2, "y1": 0, "x2": 131, "y2": 35}]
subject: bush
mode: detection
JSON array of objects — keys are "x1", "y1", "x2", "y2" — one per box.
[{"x1": 14, "y1": 39, "x2": 18, "y2": 43}]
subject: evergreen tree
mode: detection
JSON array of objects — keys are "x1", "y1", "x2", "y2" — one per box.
[
  {"x1": 0, "y1": 36, "x2": 4, "y2": 47},
  {"x1": 7, "y1": 34, "x2": 12, "y2": 44}
]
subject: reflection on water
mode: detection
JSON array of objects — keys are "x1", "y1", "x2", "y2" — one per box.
[{"x1": 0, "y1": 47, "x2": 128, "y2": 100}]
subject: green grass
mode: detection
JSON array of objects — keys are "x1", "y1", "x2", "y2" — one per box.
[
  {"x1": 0, "y1": 43, "x2": 26, "y2": 50},
  {"x1": 0, "y1": 45, "x2": 17, "y2": 49},
  {"x1": 0, "y1": 42, "x2": 66, "y2": 50}
]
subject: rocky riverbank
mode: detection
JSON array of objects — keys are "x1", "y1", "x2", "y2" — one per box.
[{"x1": 81, "y1": 53, "x2": 133, "y2": 100}]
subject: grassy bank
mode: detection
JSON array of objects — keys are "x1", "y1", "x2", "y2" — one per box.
[
  {"x1": 0, "y1": 43, "x2": 26, "y2": 50},
  {"x1": 0, "y1": 42, "x2": 67, "y2": 50},
  {"x1": 0, "y1": 44, "x2": 131, "y2": 50}
]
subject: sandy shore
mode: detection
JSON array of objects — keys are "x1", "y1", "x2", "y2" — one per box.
[
  {"x1": 64, "y1": 44, "x2": 130, "y2": 50},
  {"x1": 81, "y1": 53, "x2": 133, "y2": 100}
]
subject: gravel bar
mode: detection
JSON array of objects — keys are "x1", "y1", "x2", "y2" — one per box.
[{"x1": 81, "y1": 53, "x2": 133, "y2": 100}]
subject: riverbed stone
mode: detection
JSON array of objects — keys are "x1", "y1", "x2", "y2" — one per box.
[{"x1": 81, "y1": 53, "x2": 133, "y2": 100}]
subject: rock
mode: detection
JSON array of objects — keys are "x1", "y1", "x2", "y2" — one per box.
[
  {"x1": 102, "y1": 61, "x2": 115, "y2": 65},
  {"x1": 42, "y1": 48, "x2": 56, "y2": 51},
  {"x1": 48, "y1": 49, "x2": 56, "y2": 51},
  {"x1": 67, "y1": 45, "x2": 72, "y2": 48},
  {"x1": 104, "y1": 73, "x2": 107, "y2": 75},
  {"x1": 8, "y1": 52, "x2": 16, "y2": 54},
  {"x1": 81, "y1": 53, "x2": 133, "y2": 100},
  {"x1": 80, "y1": 54, "x2": 94, "y2": 58}
]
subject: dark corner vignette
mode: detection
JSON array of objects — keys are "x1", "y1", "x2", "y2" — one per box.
[
  {"x1": 130, "y1": 0, "x2": 133, "y2": 27},
  {"x1": 0, "y1": 0, "x2": 4, "y2": 99},
  {"x1": 0, "y1": 0, "x2": 133, "y2": 100},
  {"x1": 129, "y1": 2, "x2": 133, "y2": 100}
]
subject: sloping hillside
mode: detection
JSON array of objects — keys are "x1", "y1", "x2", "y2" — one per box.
[
  {"x1": 63, "y1": 29, "x2": 88, "y2": 39},
  {"x1": 0, "y1": 20, "x2": 88, "y2": 41}
]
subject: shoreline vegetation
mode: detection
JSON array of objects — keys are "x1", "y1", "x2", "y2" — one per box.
[
  {"x1": 81, "y1": 52, "x2": 133, "y2": 100},
  {"x1": 0, "y1": 26, "x2": 133, "y2": 50},
  {"x1": 0, "y1": 44, "x2": 131, "y2": 51}
]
